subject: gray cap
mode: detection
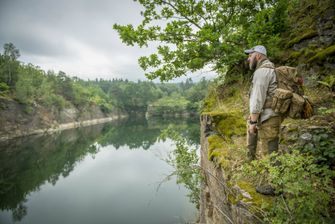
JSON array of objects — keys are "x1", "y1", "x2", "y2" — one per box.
[{"x1": 244, "y1": 45, "x2": 267, "y2": 56}]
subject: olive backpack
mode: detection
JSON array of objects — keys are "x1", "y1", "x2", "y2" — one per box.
[{"x1": 261, "y1": 65, "x2": 314, "y2": 119}]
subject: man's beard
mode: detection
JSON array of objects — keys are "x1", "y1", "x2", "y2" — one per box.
[{"x1": 249, "y1": 59, "x2": 257, "y2": 70}]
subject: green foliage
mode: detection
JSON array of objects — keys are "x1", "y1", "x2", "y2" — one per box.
[
  {"x1": 318, "y1": 106, "x2": 335, "y2": 115},
  {"x1": 4, "y1": 44, "x2": 207, "y2": 116},
  {"x1": 242, "y1": 151, "x2": 335, "y2": 223},
  {"x1": 317, "y1": 75, "x2": 335, "y2": 91},
  {"x1": 308, "y1": 44, "x2": 335, "y2": 63},
  {"x1": 149, "y1": 95, "x2": 189, "y2": 114},
  {"x1": 287, "y1": 29, "x2": 318, "y2": 47},
  {"x1": 15, "y1": 66, "x2": 36, "y2": 104},
  {"x1": 114, "y1": 0, "x2": 290, "y2": 81},
  {"x1": 160, "y1": 126, "x2": 201, "y2": 208},
  {"x1": 246, "y1": 0, "x2": 289, "y2": 59},
  {"x1": 184, "y1": 77, "x2": 209, "y2": 103},
  {"x1": 0, "y1": 82, "x2": 10, "y2": 95},
  {"x1": 148, "y1": 79, "x2": 210, "y2": 116},
  {"x1": 0, "y1": 43, "x2": 20, "y2": 88},
  {"x1": 299, "y1": 128, "x2": 335, "y2": 165}
]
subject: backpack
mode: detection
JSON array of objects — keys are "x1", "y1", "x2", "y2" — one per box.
[{"x1": 261, "y1": 65, "x2": 313, "y2": 119}]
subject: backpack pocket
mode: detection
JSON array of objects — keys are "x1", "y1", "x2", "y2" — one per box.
[
  {"x1": 271, "y1": 88, "x2": 293, "y2": 114},
  {"x1": 288, "y1": 93, "x2": 305, "y2": 118}
]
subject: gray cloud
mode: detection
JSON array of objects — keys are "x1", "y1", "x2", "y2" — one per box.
[{"x1": 0, "y1": 0, "x2": 215, "y2": 82}]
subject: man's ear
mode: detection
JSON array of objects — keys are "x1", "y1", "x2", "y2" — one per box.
[{"x1": 256, "y1": 53, "x2": 265, "y2": 61}]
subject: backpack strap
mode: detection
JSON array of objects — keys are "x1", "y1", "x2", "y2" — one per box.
[
  {"x1": 259, "y1": 64, "x2": 275, "y2": 70},
  {"x1": 257, "y1": 64, "x2": 276, "y2": 109}
]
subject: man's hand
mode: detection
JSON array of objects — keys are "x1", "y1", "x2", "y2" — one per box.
[
  {"x1": 248, "y1": 113, "x2": 259, "y2": 134},
  {"x1": 248, "y1": 124, "x2": 257, "y2": 134}
]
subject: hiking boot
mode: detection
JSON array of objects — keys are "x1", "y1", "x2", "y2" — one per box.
[{"x1": 256, "y1": 184, "x2": 276, "y2": 196}]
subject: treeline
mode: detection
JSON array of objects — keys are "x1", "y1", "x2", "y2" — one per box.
[{"x1": 0, "y1": 43, "x2": 209, "y2": 115}]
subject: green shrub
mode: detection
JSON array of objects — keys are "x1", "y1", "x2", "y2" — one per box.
[
  {"x1": 242, "y1": 150, "x2": 335, "y2": 223},
  {"x1": 299, "y1": 128, "x2": 335, "y2": 166},
  {"x1": 0, "y1": 82, "x2": 10, "y2": 95}
]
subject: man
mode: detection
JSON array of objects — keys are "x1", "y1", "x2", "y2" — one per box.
[{"x1": 244, "y1": 45, "x2": 282, "y2": 195}]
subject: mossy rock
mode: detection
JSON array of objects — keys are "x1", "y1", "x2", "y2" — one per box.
[
  {"x1": 289, "y1": 50, "x2": 303, "y2": 59},
  {"x1": 203, "y1": 111, "x2": 246, "y2": 139},
  {"x1": 236, "y1": 181, "x2": 273, "y2": 209},
  {"x1": 308, "y1": 44, "x2": 335, "y2": 63},
  {"x1": 287, "y1": 29, "x2": 318, "y2": 47}
]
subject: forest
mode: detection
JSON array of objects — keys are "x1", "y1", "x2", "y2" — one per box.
[{"x1": 0, "y1": 43, "x2": 209, "y2": 116}]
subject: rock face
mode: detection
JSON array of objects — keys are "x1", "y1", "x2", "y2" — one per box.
[
  {"x1": 199, "y1": 114, "x2": 265, "y2": 224},
  {"x1": 284, "y1": 0, "x2": 335, "y2": 78},
  {"x1": 0, "y1": 97, "x2": 127, "y2": 140}
]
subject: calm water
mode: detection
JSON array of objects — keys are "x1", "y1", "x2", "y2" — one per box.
[{"x1": 0, "y1": 117, "x2": 199, "y2": 224}]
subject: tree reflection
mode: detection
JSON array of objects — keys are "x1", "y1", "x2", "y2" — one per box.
[
  {"x1": 12, "y1": 202, "x2": 27, "y2": 222},
  {"x1": 0, "y1": 116, "x2": 199, "y2": 221}
]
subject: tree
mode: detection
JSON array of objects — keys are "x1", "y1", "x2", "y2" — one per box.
[
  {"x1": 4, "y1": 43, "x2": 20, "y2": 60},
  {"x1": 0, "y1": 43, "x2": 20, "y2": 87},
  {"x1": 113, "y1": 0, "x2": 288, "y2": 81}
]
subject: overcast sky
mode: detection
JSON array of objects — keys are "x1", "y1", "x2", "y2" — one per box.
[{"x1": 0, "y1": 0, "x2": 216, "y2": 82}]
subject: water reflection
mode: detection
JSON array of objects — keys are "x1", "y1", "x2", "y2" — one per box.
[{"x1": 0, "y1": 117, "x2": 199, "y2": 223}]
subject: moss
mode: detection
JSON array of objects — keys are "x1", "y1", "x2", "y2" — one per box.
[
  {"x1": 237, "y1": 181, "x2": 273, "y2": 208},
  {"x1": 227, "y1": 193, "x2": 240, "y2": 205},
  {"x1": 287, "y1": 29, "x2": 318, "y2": 47},
  {"x1": 289, "y1": 50, "x2": 303, "y2": 59},
  {"x1": 207, "y1": 134, "x2": 232, "y2": 168},
  {"x1": 216, "y1": 115, "x2": 245, "y2": 138},
  {"x1": 207, "y1": 134, "x2": 225, "y2": 161},
  {"x1": 203, "y1": 111, "x2": 246, "y2": 138},
  {"x1": 308, "y1": 44, "x2": 335, "y2": 62},
  {"x1": 202, "y1": 94, "x2": 218, "y2": 112},
  {"x1": 303, "y1": 47, "x2": 318, "y2": 58}
]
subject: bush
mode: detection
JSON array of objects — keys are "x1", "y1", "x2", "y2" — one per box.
[
  {"x1": 0, "y1": 82, "x2": 10, "y2": 95},
  {"x1": 242, "y1": 150, "x2": 335, "y2": 223}
]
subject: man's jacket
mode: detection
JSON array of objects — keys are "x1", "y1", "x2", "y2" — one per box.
[{"x1": 249, "y1": 59, "x2": 278, "y2": 123}]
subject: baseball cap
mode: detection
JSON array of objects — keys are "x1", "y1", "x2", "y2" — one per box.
[{"x1": 244, "y1": 45, "x2": 267, "y2": 56}]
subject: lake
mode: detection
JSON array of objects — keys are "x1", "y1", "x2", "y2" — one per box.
[{"x1": 0, "y1": 117, "x2": 199, "y2": 224}]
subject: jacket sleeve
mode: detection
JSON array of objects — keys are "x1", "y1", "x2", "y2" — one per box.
[{"x1": 249, "y1": 68, "x2": 270, "y2": 114}]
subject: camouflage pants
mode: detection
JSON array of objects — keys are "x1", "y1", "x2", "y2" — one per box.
[{"x1": 247, "y1": 116, "x2": 282, "y2": 160}]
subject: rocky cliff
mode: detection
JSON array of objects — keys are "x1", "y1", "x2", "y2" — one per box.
[{"x1": 0, "y1": 97, "x2": 127, "y2": 141}]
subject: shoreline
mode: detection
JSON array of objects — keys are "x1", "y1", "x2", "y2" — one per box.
[{"x1": 0, "y1": 115, "x2": 128, "y2": 142}]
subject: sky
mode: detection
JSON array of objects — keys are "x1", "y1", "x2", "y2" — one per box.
[{"x1": 0, "y1": 0, "x2": 216, "y2": 82}]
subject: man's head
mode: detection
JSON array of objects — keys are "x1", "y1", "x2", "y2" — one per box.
[{"x1": 244, "y1": 45, "x2": 267, "y2": 70}]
